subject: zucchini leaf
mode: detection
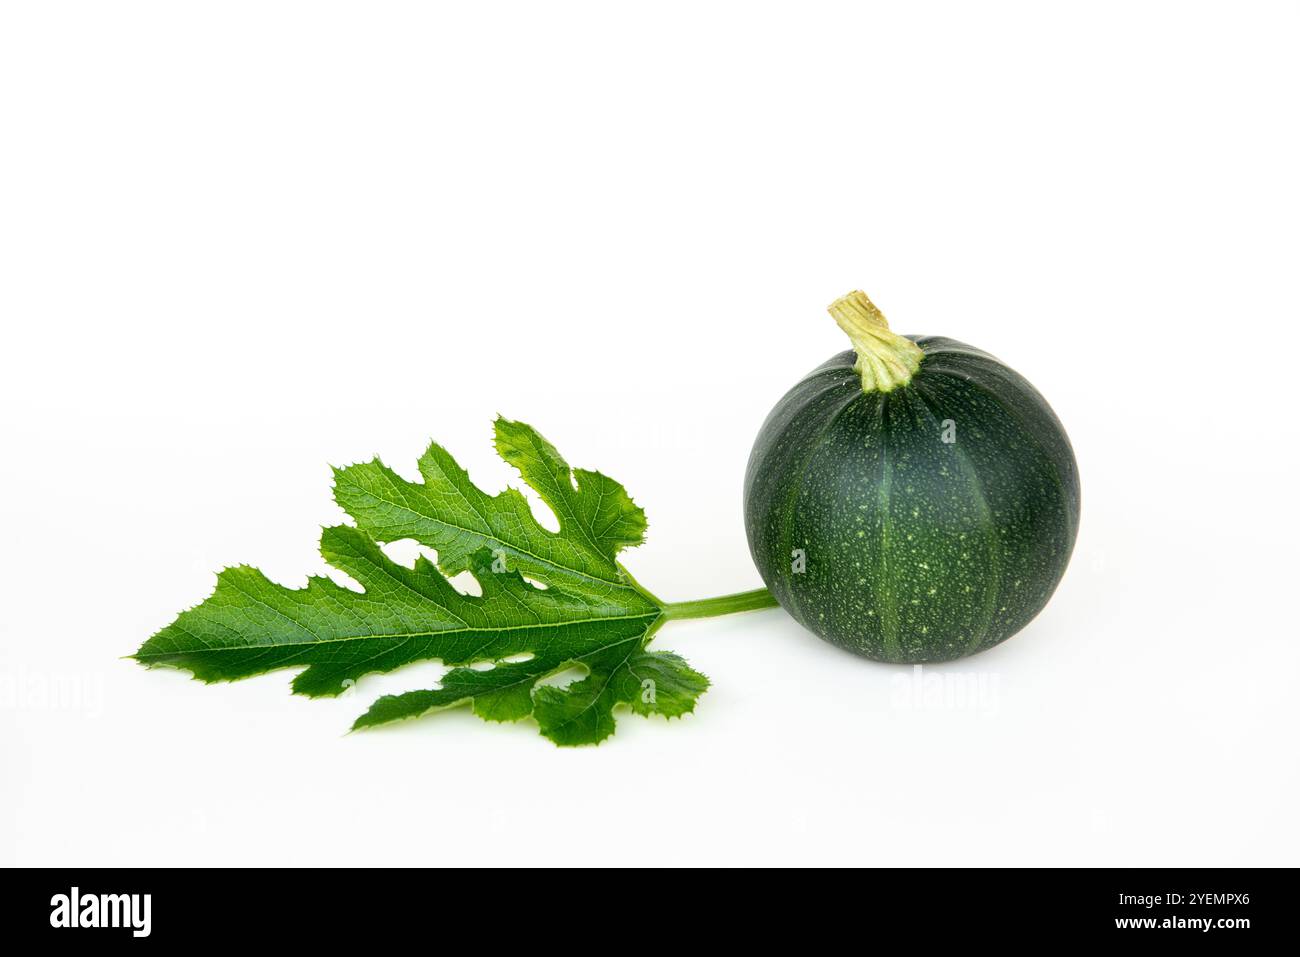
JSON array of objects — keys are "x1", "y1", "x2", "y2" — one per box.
[{"x1": 135, "y1": 418, "x2": 706, "y2": 746}]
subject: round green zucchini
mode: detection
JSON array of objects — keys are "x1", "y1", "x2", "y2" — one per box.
[{"x1": 744, "y1": 291, "x2": 1080, "y2": 662}]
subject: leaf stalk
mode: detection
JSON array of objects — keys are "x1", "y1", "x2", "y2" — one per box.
[{"x1": 662, "y1": 588, "x2": 779, "y2": 621}]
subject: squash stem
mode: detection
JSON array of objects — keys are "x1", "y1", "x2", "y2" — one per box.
[
  {"x1": 662, "y1": 588, "x2": 779, "y2": 621},
  {"x1": 828, "y1": 290, "x2": 924, "y2": 393}
]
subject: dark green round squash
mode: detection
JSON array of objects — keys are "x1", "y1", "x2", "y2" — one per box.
[{"x1": 744, "y1": 291, "x2": 1080, "y2": 662}]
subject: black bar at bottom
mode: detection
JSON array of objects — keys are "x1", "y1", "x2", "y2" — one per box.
[{"x1": 3, "y1": 867, "x2": 1289, "y2": 944}]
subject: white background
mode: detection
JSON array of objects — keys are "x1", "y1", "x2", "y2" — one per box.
[{"x1": 2, "y1": 1, "x2": 1297, "y2": 867}]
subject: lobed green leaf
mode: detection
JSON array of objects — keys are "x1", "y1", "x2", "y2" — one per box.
[{"x1": 136, "y1": 419, "x2": 705, "y2": 746}]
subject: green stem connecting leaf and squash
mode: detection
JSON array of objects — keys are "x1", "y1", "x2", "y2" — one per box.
[{"x1": 134, "y1": 419, "x2": 777, "y2": 746}]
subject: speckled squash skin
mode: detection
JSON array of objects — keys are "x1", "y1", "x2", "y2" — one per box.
[{"x1": 744, "y1": 337, "x2": 1079, "y2": 662}]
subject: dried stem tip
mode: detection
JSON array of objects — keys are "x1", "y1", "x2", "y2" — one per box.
[{"x1": 828, "y1": 290, "x2": 924, "y2": 393}]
